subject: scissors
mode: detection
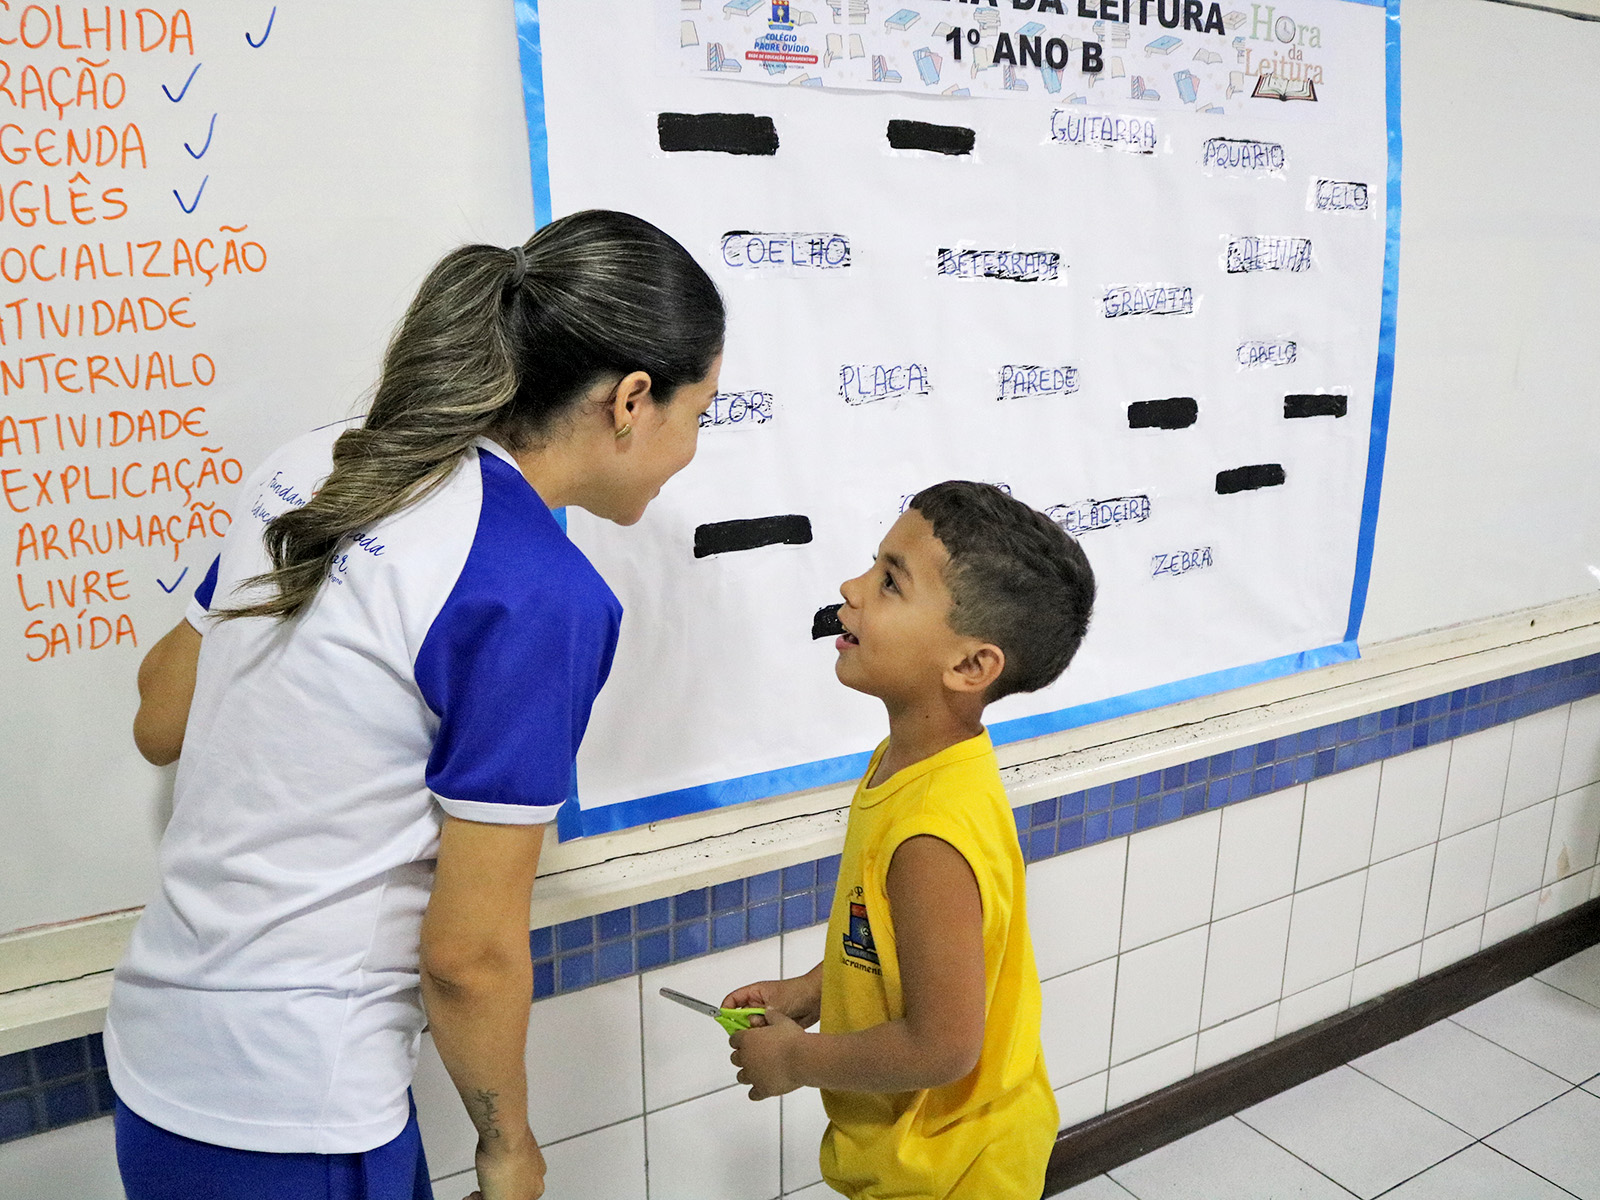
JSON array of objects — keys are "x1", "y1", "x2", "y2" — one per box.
[{"x1": 658, "y1": 986, "x2": 766, "y2": 1035}]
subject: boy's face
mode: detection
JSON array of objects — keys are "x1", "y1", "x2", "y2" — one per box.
[{"x1": 834, "y1": 510, "x2": 981, "y2": 705}]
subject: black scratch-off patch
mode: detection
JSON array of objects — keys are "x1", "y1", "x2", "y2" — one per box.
[
  {"x1": 694, "y1": 515, "x2": 813, "y2": 558},
  {"x1": 886, "y1": 119, "x2": 976, "y2": 156},
  {"x1": 1128, "y1": 396, "x2": 1199, "y2": 430},
  {"x1": 812, "y1": 604, "x2": 844, "y2": 640},
  {"x1": 657, "y1": 112, "x2": 780, "y2": 156},
  {"x1": 1216, "y1": 464, "x2": 1287, "y2": 494},
  {"x1": 1284, "y1": 393, "x2": 1348, "y2": 419}
]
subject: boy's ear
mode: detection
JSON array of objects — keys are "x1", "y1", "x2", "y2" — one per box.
[{"x1": 946, "y1": 642, "x2": 1005, "y2": 696}]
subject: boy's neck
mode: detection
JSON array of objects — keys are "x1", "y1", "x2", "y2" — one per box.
[{"x1": 869, "y1": 696, "x2": 986, "y2": 788}]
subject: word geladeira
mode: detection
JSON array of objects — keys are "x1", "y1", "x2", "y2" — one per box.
[
  {"x1": 1102, "y1": 284, "x2": 1193, "y2": 318},
  {"x1": 1047, "y1": 494, "x2": 1152, "y2": 535}
]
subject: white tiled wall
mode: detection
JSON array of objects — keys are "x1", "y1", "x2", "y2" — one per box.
[
  {"x1": 1022, "y1": 694, "x2": 1600, "y2": 1133},
  {"x1": 6, "y1": 696, "x2": 1597, "y2": 1199}
]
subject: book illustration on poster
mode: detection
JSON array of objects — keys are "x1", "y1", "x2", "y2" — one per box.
[{"x1": 1253, "y1": 72, "x2": 1317, "y2": 101}]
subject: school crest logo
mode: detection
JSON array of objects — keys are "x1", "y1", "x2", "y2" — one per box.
[{"x1": 842, "y1": 887, "x2": 879, "y2": 965}]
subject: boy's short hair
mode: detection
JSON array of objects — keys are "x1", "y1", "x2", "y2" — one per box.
[{"x1": 909, "y1": 481, "x2": 1096, "y2": 702}]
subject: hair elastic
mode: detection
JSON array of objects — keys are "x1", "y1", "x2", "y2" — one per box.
[{"x1": 509, "y1": 244, "x2": 529, "y2": 286}]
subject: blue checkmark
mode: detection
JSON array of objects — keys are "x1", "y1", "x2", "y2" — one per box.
[
  {"x1": 185, "y1": 113, "x2": 217, "y2": 159},
  {"x1": 163, "y1": 62, "x2": 202, "y2": 102},
  {"x1": 174, "y1": 176, "x2": 209, "y2": 213},
  {"x1": 157, "y1": 568, "x2": 190, "y2": 594},
  {"x1": 246, "y1": 7, "x2": 277, "y2": 48}
]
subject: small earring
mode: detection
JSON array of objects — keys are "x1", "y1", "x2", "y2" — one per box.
[{"x1": 615, "y1": 423, "x2": 633, "y2": 440}]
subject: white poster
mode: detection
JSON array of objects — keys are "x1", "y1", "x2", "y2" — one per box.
[{"x1": 517, "y1": 0, "x2": 1399, "y2": 836}]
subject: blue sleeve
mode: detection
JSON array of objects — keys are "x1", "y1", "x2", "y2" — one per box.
[
  {"x1": 193, "y1": 556, "x2": 220, "y2": 609},
  {"x1": 414, "y1": 516, "x2": 621, "y2": 825}
]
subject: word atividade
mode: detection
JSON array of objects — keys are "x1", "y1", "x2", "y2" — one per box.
[
  {"x1": 936, "y1": 0, "x2": 1228, "y2": 36},
  {"x1": 0, "y1": 294, "x2": 195, "y2": 343}
]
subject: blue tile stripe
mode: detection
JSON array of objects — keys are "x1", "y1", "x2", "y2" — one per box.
[
  {"x1": 528, "y1": 654, "x2": 1600, "y2": 998},
  {"x1": 0, "y1": 1032, "x2": 113, "y2": 1145},
  {"x1": 7, "y1": 653, "x2": 1600, "y2": 1146}
]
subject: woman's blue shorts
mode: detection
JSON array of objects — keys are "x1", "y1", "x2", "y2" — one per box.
[{"x1": 114, "y1": 1094, "x2": 435, "y2": 1200}]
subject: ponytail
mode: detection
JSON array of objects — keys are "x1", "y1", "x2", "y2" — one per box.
[{"x1": 223, "y1": 210, "x2": 724, "y2": 621}]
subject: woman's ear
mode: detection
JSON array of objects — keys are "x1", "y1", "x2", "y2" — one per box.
[{"x1": 610, "y1": 370, "x2": 654, "y2": 434}]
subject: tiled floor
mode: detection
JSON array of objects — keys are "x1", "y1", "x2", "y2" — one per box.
[{"x1": 1064, "y1": 943, "x2": 1600, "y2": 1200}]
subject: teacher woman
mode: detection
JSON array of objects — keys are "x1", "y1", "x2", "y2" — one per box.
[{"x1": 108, "y1": 210, "x2": 726, "y2": 1200}]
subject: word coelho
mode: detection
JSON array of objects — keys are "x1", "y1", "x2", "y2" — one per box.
[
  {"x1": 1201, "y1": 137, "x2": 1284, "y2": 172},
  {"x1": 699, "y1": 390, "x2": 774, "y2": 427},
  {"x1": 997, "y1": 364, "x2": 1078, "y2": 400},
  {"x1": 1226, "y1": 236, "x2": 1311, "y2": 273},
  {"x1": 937, "y1": 248, "x2": 1059, "y2": 283},
  {"x1": 1314, "y1": 180, "x2": 1368, "y2": 211},
  {"x1": 1048, "y1": 494, "x2": 1152, "y2": 535},
  {"x1": 1151, "y1": 546, "x2": 1214, "y2": 577},
  {"x1": 1103, "y1": 284, "x2": 1193, "y2": 318},
  {"x1": 839, "y1": 362, "x2": 930, "y2": 405},
  {"x1": 1051, "y1": 110, "x2": 1157, "y2": 154},
  {"x1": 1238, "y1": 339, "x2": 1296, "y2": 367},
  {"x1": 721, "y1": 231, "x2": 849, "y2": 269}
]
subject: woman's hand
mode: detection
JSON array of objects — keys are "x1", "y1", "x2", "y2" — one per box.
[
  {"x1": 464, "y1": 1130, "x2": 547, "y2": 1200},
  {"x1": 722, "y1": 964, "x2": 822, "y2": 1029},
  {"x1": 729, "y1": 1009, "x2": 809, "y2": 1100}
]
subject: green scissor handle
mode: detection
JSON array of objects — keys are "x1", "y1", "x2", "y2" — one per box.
[{"x1": 715, "y1": 1007, "x2": 766, "y2": 1035}]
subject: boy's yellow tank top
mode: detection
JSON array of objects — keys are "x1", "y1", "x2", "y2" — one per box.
[{"x1": 818, "y1": 730, "x2": 1058, "y2": 1200}]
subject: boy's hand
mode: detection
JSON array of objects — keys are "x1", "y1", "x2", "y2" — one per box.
[
  {"x1": 722, "y1": 967, "x2": 822, "y2": 1028},
  {"x1": 729, "y1": 1009, "x2": 808, "y2": 1100}
]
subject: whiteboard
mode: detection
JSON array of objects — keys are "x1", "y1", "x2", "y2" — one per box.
[
  {"x1": 0, "y1": 1, "x2": 535, "y2": 934},
  {"x1": 4, "y1": 0, "x2": 1598, "y2": 934}
]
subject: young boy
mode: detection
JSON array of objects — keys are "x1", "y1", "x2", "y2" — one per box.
[{"x1": 724, "y1": 480, "x2": 1096, "y2": 1200}]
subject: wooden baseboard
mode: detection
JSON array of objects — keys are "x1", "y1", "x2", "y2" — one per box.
[{"x1": 1044, "y1": 896, "x2": 1600, "y2": 1195}]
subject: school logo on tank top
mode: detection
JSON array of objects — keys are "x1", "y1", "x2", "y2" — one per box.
[{"x1": 842, "y1": 885, "x2": 881, "y2": 972}]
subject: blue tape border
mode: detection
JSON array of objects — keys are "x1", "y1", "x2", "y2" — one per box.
[
  {"x1": 558, "y1": 641, "x2": 1359, "y2": 838},
  {"x1": 1343, "y1": 0, "x2": 1403, "y2": 641},
  {"x1": 514, "y1": 1, "x2": 552, "y2": 229}
]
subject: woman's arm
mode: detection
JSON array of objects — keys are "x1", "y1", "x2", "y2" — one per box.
[
  {"x1": 421, "y1": 815, "x2": 549, "y2": 1200},
  {"x1": 132, "y1": 619, "x2": 202, "y2": 765},
  {"x1": 730, "y1": 834, "x2": 986, "y2": 1098}
]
